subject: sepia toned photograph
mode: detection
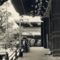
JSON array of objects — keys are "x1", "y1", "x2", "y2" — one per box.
[{"x1": 0, "y1": 0, "x2": 60, "y2": 60}]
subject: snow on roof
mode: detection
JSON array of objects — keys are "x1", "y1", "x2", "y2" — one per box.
[
  {"x1": 22, "y1": 32, "x2": 41, "y2": 36},
  {"x1": 19, "y1": 15, "x2": 43, "y2": 23}
]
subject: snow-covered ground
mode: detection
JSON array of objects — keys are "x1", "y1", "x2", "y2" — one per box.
[{"x1": 17, "y1": 47, "x2": 60, "y2": 60}]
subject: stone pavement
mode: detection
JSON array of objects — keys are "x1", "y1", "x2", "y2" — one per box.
[{"x1": 17, "y1": 47, "x2": 60, "y2": 60}]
